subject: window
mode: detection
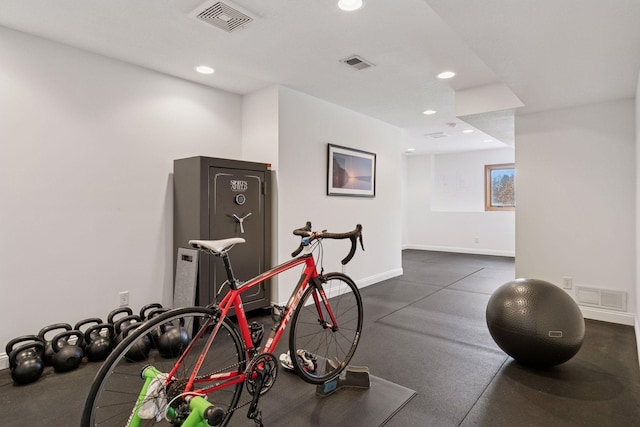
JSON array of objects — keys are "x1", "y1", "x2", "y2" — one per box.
[{"x1": 485, "y1": 163, "x2": 515, "y2": 211}]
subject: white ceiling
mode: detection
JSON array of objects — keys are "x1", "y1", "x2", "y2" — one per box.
[{"x1": 1, "y1": 0, "x2": 639, "y2": 154}]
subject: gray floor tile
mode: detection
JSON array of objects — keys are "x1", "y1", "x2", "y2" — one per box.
[
  {"x1": 356, "y1": 321, "x2": 507, "y2": 427},
  {"x1": 449, "y1": 273, "x2": 512, "y2": 295},
  {"x1": 377, "y1": 288, "x2": 500, "y2": 352},
  {"x1": 361, "y1": 278, "x2": 441, "y2": 322}
]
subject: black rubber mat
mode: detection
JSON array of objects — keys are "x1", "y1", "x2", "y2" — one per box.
[
  {"x1": 3, "y1": 251, "x2": 638, "y2": 426},
  {"x1": 228, "y1": 370, "x2": 416, "y2": 426}
]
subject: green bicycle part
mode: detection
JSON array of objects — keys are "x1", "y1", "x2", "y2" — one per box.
[
  {"x1": 182, "y1": 395, "x2": 223, "y2": 427},
  {"x1": 129, "y1": 365, "x2": 219, "y2": 427},
  {"x1": 128, "y1": 365, "x2": 163, "y2": 427}
]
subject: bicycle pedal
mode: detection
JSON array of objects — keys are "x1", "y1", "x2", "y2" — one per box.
[{"x1": 251, "y1": 410, "x2": 263, "y2": 427}]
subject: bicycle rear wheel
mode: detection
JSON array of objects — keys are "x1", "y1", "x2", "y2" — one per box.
[
  {"x1": 289, "y1": 272, "x2": 363, "y2": 384},
  {"x1": 82, "y1": 307, "x2": 246, "y2": 427}
]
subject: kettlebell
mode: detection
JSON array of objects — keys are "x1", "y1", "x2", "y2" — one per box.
[
  {"x1": 84, "y1": 323, "x2": 114, "y2": 362},
  {"x1": 146, "y1": 307, "x2": 169, "y2": 348},
  {"x1": 51, "y1": 330, "x2": 84, "y2": 373},
  {"x1": 5, "y1": 335, "x2": 45, "y2": 385},
  {"x1": 121, "y1": 322, "x2": 151, "y2": 362},
  {"x1": 113, "y1": 315, "x2": 142, "y2": 347},
  {"x1": 107, "y1": 306, "x2": 133, "y2": 327},
  {"x1": 37, "y1": 323, "x2": 72, "y2": 366},
  {"x1": 73, "y1": 318, "x2": 103, "y2": 350},
  {"x1": 156, "y1": 317, "x2": 189, "y2": 358},
  {"x1": 139, "y1": 303, "x2": 163, "y2": 320}
]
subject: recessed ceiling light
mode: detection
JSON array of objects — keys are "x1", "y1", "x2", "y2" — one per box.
[
  {"x1": 437, "y1": 71, "x2": 456, "y2": 79},
  {"x1": 406, "y1": 148, "x2": 416, "y2": 152},
  {"x1": 338, "y1": 0, "x2": 364, "y2": 11},
  {"x1": 195, "y1": 65, "x2": 215, "y2": 74},
  {"x1": 422, "y1": 109, "x2": 437, "y2": 115},
  {"x1": 462, "y1": 129, "x2": 474, "y2": 134}
]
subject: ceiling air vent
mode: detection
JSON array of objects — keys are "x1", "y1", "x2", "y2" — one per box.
[
  {"x1": 190, "y1": 1, "x2": 254, "y2": 33},
  {"x1": 341, "y1": 55, "x2": 375, "y2": 70},
  {"x1": 424, "y1": 132, "x2": 450, "y2": 139}
]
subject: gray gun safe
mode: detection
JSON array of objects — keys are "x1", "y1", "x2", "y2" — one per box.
[{"x1": 173, "y1": 156, "x2": 272, "y2": 311}]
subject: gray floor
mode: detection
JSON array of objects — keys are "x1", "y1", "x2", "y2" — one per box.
[
  {"x1": 1, "y1": 250, "x2": 639, "y2": 426},
  {"x1": 354, "y1": 250, "x2": 640, "y2": 426}
]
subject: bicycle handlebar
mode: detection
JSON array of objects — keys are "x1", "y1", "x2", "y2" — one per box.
[{"x1": 291, "y1": 222, "x2": 364, "y2": 265}]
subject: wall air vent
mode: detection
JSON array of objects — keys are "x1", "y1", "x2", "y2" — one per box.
[
  {"x1": 424, "y1": 132, "x2": 450, "y2": 139},
  {"x1": 341, "y1": 55, "x2": 375, "y2": 70},
  {"x1": 190, "y1": 1, "x2": 254, "y2": 33},
  {"x1": 575, "y1": 286, "x2": 627, "y2": 311}
]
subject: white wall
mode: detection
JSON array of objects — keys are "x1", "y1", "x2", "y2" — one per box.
[
  {"x1": 275, "y1": 87, "x2": 403, "y2": 303},
  {"x1": 0, "y1": 27, "x2": 242, "y2": 355},
  {"x1": 432, "y1": 149, "x2": 515, "y2": 212},
  {"x1": 516, "y1": 99, "x2": 636, "y2": 325},
  {"x1": 0, "y1": 29, "x2": 406, "y2": 366},
  {"x1": 241, "y1": 86, "x2": 280, "y2": 169},
  {"x1": 636, "y1": 71, "x2": 640, "y2": 357},
  {"x1": 404, "y1": 148, "x2": 516, "y2": 256},
  {"x1": 241, "y1": 86, "x2": 281, "y2": 297}
]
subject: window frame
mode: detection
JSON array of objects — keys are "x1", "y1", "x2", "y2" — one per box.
[{"x1": 485, "y1": 163, "x2": 515, "y2": 211}]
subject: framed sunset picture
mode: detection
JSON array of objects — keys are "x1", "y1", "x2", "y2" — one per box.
[{"x1": 327, "y1": 144, "x2": 376, "y2": 197}]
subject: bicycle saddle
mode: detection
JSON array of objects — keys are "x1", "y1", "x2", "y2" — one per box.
[{"x1": 189, "y1": 238, "x2": 245, "y2": 255}]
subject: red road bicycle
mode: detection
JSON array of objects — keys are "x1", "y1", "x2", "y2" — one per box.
[{"x1": 82, "y1": 222, "x2": 364, "y2": 426}]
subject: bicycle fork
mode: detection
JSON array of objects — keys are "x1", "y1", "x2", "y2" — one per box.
[{"x1": 311, "y1": 277, "x2": 340, "y2": 331}]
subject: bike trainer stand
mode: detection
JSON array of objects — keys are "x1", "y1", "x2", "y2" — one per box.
[{"x1": 316, "y1": 364, "x2": 371, "y2": 397}]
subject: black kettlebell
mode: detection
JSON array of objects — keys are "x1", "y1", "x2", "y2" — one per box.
[
  {"x1": 73, "y1": 318, "x2": 103, "y2": 350},
  {"x1": 84, "y1": 323, "x2": 114, "y2": 362},
  {"x1": 51, "y1": 330, "x2": 84, "y2": 373},
  {"x1": 140, "y1": 303, "x2": 163, "y2": 320},
  {"x1": 146, "y1": 307, "x2": 169, "y2": 348},
  {"x1": 121, "y1": 323, "x2": 151, "y2": 362},
  {"x1": 107, "y1": 306, "x2": 133, "y2": 327},
  {"x1": 37, "y1": 323, "x2": 72, "y2": 366},
  {"x1": 156, "y1": 317, "x2": 189, "y2": 358},
  {"x1": 113, "y1": 315, "x2": 142, "y2": 347},
  {"x1": 5, "y1": 335, "x2": 45, "y2": 385}
]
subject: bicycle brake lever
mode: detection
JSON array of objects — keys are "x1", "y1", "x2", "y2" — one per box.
[{"x1": 341, "y1": 236, "x2": 357, "y2": 265}]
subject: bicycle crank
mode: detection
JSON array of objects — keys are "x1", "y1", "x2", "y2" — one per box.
[{"x1": 245, "y1": 353, "x2": 278, "y2": 423}]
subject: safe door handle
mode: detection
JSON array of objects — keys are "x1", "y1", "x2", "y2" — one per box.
[{"x1": 231, "y1": 212, "x2": 252, "y2": 233}]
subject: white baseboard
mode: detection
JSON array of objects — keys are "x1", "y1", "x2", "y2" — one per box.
[
  {"x1": 403, "y1": 244, "x2": 515, "y2": 258},
  {"x1": 275, "y1": 268, "x2": 403, "y2": 307},
  {"x1": 1, "y1": 353, "x2": 8, "y2": 371},
  {"x1": 635, "y1": 317, "x2": 640, "y2": 372},
  {"x1": 356, "y1": 268, "x2": 403, "y2": 289},
  {"x1": 580, "y1": 306, "x2": 636, "y2": 326}
]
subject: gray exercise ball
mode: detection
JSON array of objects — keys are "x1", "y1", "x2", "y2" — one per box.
[{"x1": 486, "y1": 278, "x2": 585, "y2": 367}]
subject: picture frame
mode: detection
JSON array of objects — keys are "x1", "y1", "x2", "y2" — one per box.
[{"x1": 327, "y1": 144, "x2": 376, "y2": 197}]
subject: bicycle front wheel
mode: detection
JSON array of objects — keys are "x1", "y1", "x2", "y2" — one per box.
[
  {"x1": 82, "y1": 307, "x2": 246, "y2": 427},
  {"x1": 289, "y1": 272, "x2": 363, "y2": 384}
]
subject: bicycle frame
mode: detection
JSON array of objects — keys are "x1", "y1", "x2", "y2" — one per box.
[{"x1": 165, "y1": 249, "x2": 340, "y2": 399}]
